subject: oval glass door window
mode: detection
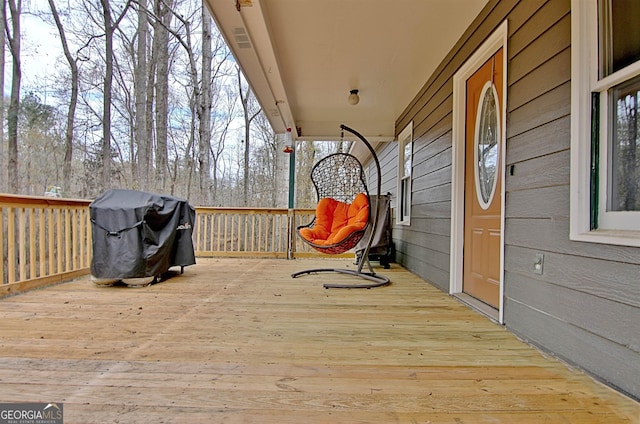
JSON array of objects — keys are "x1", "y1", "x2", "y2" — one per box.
[{"x1": 474, "y1": 81, "x2": 500, "y2": 209}]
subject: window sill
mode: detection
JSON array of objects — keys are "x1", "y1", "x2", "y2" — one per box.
[{"x1": 570, "y1": 229, "x2": 640, "y2": 248}]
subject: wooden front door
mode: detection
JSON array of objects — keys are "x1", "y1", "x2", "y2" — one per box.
[{"x1": 463, "y1": 48, "x2": 504, "y2": 309}]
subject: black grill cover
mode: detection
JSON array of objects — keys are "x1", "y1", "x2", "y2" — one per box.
[{"x1": 90, "y1": 189, "x2": 196, "y2": 279}]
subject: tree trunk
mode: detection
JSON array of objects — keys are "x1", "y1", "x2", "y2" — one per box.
[
  {"x1": 100, "y1": 0, "x2": 113, "y2": 191},
  {"x1": 5, "y1": 0, "x2": 20, "y2": 193},
  {"x1": 163, "y1": 7, "x2": 209, "y2": 203},
  {"x1": 243, "y1": 109, "x2": 250, "y2": 206},
  {"x1": 198, "y1": 6, "x2": 212, "y2": 204},
  {"x1": 134, "y1": 0, "x2": 149, "y2": 190},
  {"x1": 48, "y1": 0, "x2": 78, "y2": 191},
  {"x1": 153, "y1": 0, "x2": 172, "y2": 192},
  {"x1": 99, "y1": 0, "x2": 131, "y2": 191},
  {"x1": 237, "y1": 67, "x2": 261, "y2": 206},
  {"x1": 0, "y1": 0, "x2": 5, "y2": 192}
]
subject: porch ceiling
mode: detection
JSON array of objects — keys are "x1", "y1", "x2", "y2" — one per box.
[{"x1": 206, "y1": 0, "x2": 489, "y2": 141}]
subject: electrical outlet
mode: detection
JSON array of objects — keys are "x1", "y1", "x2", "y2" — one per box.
[{"x1": 533, "y1": 253, "x2": 544, "y2": 275}]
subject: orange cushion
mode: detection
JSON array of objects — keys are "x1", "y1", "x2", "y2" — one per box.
[{"x1": 299, "y1": 193, "x2": 369, "y2": 246}]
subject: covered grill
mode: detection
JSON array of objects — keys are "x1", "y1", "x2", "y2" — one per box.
[{"x1": 90, "y1": 189, "x2": 195, "y2": 282}]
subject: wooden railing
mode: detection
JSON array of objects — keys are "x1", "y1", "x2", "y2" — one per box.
[
  {"x1": 1, "y1": 196, "x2": 351, "y2": 297},
  {"x1": 192, "y1": 206, "x2": 352, "y2": 259},
  {"x1": 0, "y1": 194, "x2": 93, "y2": 297}
]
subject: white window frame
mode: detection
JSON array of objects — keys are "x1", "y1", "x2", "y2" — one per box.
[
  {"x1": 570, "y1": 0, "x2": 640, "y2": 246},
  {"x1": 397, "y1": 122, "x2": 413, "y2": 225}
]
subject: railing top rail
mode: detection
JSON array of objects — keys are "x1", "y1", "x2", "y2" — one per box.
[
  {"x1": 0, "y1": 193, "x2": 92, "y2": 207},
  {"x1": 0, "y1": 193, "x2": 318, "y2": 213},
  {"x1": 195, "y1": 206, "x2": 316, "y2": 213}
]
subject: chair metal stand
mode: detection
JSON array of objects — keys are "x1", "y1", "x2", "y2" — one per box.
[
  {"x1": 292, "y1": 124, "x2": 390, "y2": 288},
  {"x1": 291, "y1": 259, "x2": 390, "y2": 289}
]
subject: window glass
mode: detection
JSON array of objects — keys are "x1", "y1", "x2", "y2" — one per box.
[
  {"x1": 397, "y1": 122, "x2": 413, "y2": 225},
  {"x1": 600, "y1": 0, "x2": 640, "y2": 77},
  {"x1": 476, "y1": 85, "x2": 499, "y2": 207},
  {"x1": 404, "y1": 142, "x2": 412, "y2": 177},
  {"x1": 609, "y1": 75, "x2": 640, "y2": 211},
  {"x1": 401, "y1": 177, "x2": 410, "y2": 219}
]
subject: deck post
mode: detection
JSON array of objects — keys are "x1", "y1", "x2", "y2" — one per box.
[{"x1": 287, "y1": 209, "x2": 295, "y2": 260}]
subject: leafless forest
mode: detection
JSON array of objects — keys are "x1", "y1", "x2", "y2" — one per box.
[{"x1": 0, "y1": 0, "x2": 340, "y2": 207}]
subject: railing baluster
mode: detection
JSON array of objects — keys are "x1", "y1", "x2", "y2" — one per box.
[
  {"x1": 0, "y1": 208, "x2": 5, "y2": 285},
  {"x1": 48, "y1": 209, "x2": 55, "y2": 275},
  {"x1": 74, "y1": 209, "x2": 79, "y2": 270},
  {"x1": 251, "y1": 212, "x2": 256, "y2": 252},
  {"x1": 29, "y1": 208, "x2": 36, "y2": 279},
  {"x1": 18, "y1": 208, "x2": 26, "y2": 281},
  {"x1": 245, "y1": 213, "x2": 250, "y2": 252},
  {"x1": 39, "y1": 208, "x2": 46, "y2": 277},
  {"x1": 258, "y1": 214, "x2": 263, "y2": 252},
  {"x1": 65, "y1": 208, "x2": 71, "y2": 272},
  {"x1": 8, "y1": 208, "x2": 15, "y2": 284},
  {"x1": 204, "y1": 213, "x2": 210, "y2": 251},
  {"x1": 215, "y1": 212, "x2": 220, "y2": 251},
  {"x1": 79, "y1": 208, "x2": 85, "y2": 269}
]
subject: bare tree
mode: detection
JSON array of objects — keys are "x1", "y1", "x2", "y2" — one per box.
[
  {"x1": 237, "y1": 66, "x2": 261, "y2": 206},
  {"x1": 295, "y1": 141, "x2": 321, "y2": 208},
  {"x1": 210, "y1": 85, "x2": 236, "y2": 203},
  {"x1": 47, "y1": 0, "x2": 79, "y2": 190},
  {"x1": 4, "y1": 0, "x2": 20, "y2": 193},
  {"x1": 99, "y1": 0, "x2": 113, "y2": 190},
  {"x1": 0, "y1": 0, "x2": 5, "y2": 192},
  {"x1": 99, "y1": 0, "x2": 131, "y2": 191},
  {"x1": 134, "y1": 0, "x2": 149, "y2": 190},
  {"x1": 197, "y1": 5, "x2": 212, "y2": 204},
  {"x1": 4, "y1": 0, "x2": 277, "y2": 207},
  {"x1": 151, "y1": 0, "x2": 174, "y2": 192},
  {"x1": 251, "y1": 112, "x2": 281, "y2": 207},
  {"x1": 161, "y1": 7, "x2": 203, "y2": 202},
  {"x1": 19, "y1": 93, "x2": 62, "y2": 195}
]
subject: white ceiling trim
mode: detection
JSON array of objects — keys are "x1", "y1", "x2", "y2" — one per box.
[{"x1": 207, "y1": 0, "x2": 295, "y2": 134}]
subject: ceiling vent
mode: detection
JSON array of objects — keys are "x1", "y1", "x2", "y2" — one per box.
[{"x1": 232, "y1": 27, "x2": 252, "y2": 49}]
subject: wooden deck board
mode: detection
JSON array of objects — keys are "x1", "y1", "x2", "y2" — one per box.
[{"x1": 0, "y1": 258, "x2": 638, "y2": 423}]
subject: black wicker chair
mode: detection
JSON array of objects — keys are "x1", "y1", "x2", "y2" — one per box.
[
  {"x1": 296, "y1": 153, "x2": 369, "y2": 255},
  {"x1": 292, "y1": 125, "x2": 390, "y2": 288}
]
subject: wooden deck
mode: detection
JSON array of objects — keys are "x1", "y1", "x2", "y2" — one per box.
[{"x1": 0, "y1": 258, "x2": 638, "y2": 423}]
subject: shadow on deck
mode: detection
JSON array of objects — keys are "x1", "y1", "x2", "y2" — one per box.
[{"x1": 0, "y1": 258, "x2": 638, "y2": 423}]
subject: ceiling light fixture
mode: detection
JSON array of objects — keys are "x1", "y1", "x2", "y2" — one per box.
[{"x1": 348, "y1": 89, "x2": 359, "y2": 106}]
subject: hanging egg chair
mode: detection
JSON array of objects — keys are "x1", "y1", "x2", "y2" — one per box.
[
  {"x1": 292, "y1": 124, "x2": 390, "y2": 288},
  {"x1": 296, "y1": 153, "x2": 370, "y2": 255}
]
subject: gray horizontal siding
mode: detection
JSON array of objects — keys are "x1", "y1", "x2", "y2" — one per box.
[
  {"x1": 509, "y1": 5, "x2": 571, "y2": 83},
  {"x1": 508, "y1": 82, "x2": 572, "y2": 138},
  {"x1": 506, "y1": 219, "x2": 640, "y2": 266},
  {"x1": 504, "y1": 271, "x2": 640, "y2": 352},
  {"x1": 506, "y1": 150, "x2": 570, "y2": 192},
  {"x1": 380, "y1": 0, "x2": 640, "y2": 399},
  {"x1": 507, "y1": 116, "x2": 570, "y2": 165},
  {"x1": 505, "y1": 244, "x2": 640, "y2": 308},
  {"x1": 374, "y1": 141, "x2": 398, "y2": 197},
  {"x1": 506, "y1": 185, "x2": 569, "y2": 219},
  {"x1": 506, "y1": 300, "x2": 639, "y2": 398}
]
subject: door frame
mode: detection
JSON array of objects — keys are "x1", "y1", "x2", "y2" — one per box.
[{"x1": 450, "y1": 21, "x2": 508, "y2": 324}]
